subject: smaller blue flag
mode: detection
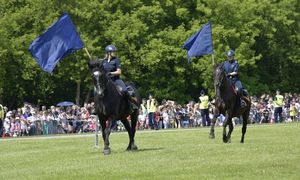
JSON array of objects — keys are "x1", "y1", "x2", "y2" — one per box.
[
  {"x1": 29, "y1": 13, "x2": 84, "y2": 73},
  {"x1": 183, "y1": 22, "x2": 213, "y2": 62}
]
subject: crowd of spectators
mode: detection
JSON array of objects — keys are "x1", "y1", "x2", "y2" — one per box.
[
  {"x1": 0, "y1": 102, "x2": 97, "y2": 138},
  {"x1": 0, "y1": 92, "x2": 299, "y2": 138},
  {"x1": 137, "y1": 92, "x2": 300, "y2": 130}
]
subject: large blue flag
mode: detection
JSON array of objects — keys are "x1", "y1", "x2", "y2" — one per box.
[
  {"x1": 183, "y1": 22, "x2": 213, "y2": 62},
  {"x1": 29, "y1": 13, "x2": 84, "y2": 73}
]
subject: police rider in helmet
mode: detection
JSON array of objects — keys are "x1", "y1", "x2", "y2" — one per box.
[
  {"x1": 223, "y1": 49, "x2": 246, "y2": 108},
  {"x1": 102, "y1": 44, "x2": 138, "y2": 112}
]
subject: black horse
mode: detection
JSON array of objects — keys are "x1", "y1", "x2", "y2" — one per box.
[
  {"x1": 209, "y1": 63, "x2": 251, "y2": 143},
  {"x1": 88, "y1": 60, "x2": 141, "y2": 155}
]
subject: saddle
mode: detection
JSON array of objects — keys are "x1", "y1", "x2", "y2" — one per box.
[
  {"x1": 126, "y1": 85, "x2": 139, "y2": 105},
  {"x1": 240, "y1": 90, "x2": 250, "y2": 108},
  {"x1": 115, "y1": 84, "x2": 138, "y2": 106},
  {"x1": 231, "y1": 85, "x2": 249, "y2": 108}
]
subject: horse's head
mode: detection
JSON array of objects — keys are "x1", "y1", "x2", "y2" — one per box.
[
  {"x1": 88, "y1": 59, "x2": 108, "y2": 98},
  {"x1": 213, "y1": 63, "x2": 226, "y2": 88}
]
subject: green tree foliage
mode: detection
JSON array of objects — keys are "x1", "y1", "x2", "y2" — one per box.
[{"x1": 0, "y1": 0, "x2": 299, "y2": 108}]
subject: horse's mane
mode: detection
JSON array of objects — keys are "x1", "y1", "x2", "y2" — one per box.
[
  {"x1": 88, "y1": 59, "x2": 117, "y2": 93},
  {"x1": 213, "y1": 62, "x2": 224, "y2": 73},
  {"x1": 88, "y1": 60, "x2": 102, "y2": 70},
  {"x1": 213, "y1": 62, "x2": 226, "y2": 87}
]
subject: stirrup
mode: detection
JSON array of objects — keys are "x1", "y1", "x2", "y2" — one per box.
[
  {"x1": 241, "y1": 99, "x2": 246, "y2": 108},
  {"x1": 126, "y1": 86, "x2": 135, "y2": 97},
  {"x1": 131, "y1": 102, "x2": 139, "y2": 110}
]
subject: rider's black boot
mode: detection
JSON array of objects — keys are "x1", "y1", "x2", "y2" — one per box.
[{"x1": 124, "y1": 91, "x2": 138, "y2": 113}]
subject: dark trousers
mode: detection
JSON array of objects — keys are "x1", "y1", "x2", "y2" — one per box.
[
  {"x1": 201, "y1": 109, "x2": 210, "y2": 126},
  {"x1": 274, "y1": 107, "x2": 283, "y2": 123},
  {"x1": 114, "y1": 79, "x2": 127, "y2": 92},
  {"x1": 148, "y1": 112, "x2": 155, "y2": 129},
  {"x1": 0, "y1": 120, "x2": 3, "y2": 137}
]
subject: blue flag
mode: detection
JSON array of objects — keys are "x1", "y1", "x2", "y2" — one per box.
[
  {"x1": 183, "y1": 22, "x2": 213, "y2": 62},
  {"x1": 29, "y1": 13, "x2": 84, "y2": 73}
]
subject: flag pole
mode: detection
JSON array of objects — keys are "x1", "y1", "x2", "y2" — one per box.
[
  {"x1": 94, "y1": 115, "x2": 99, "y2": 149},
  {"x1": 84, "y1": 47, "x2": 92, "y2": 60},
  {"x1": 211, "y1": 53, "x2": 215, "y2": 65},
  {"x1": 211, "y1": 53, "x2": 217, "y2": 95}
]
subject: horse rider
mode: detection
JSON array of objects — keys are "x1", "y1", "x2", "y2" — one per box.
[
  {"x1": 223, "y1": 50, "x2": 246, "y2": 108},
  {"x1": 102, "y1": 44, "x2": 138, "y2": 112}
]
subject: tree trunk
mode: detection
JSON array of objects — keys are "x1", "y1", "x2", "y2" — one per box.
[
  {"x1": 76, "y1": 80, "x2": 81, "y2": 106},
  {"x1": 84, "y1": 89, "x2": 91, "y2": 103}
]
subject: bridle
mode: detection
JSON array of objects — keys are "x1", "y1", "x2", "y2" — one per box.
[{"x1": 92, "y1": 64, "x2": 109, "y2": 98}]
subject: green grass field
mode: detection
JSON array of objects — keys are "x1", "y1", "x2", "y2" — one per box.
[{"x1": 1, "y1": 123, "x2": 300, "y2": 180}]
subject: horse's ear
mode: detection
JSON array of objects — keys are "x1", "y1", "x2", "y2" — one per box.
[
  {"x1": 213, "y1": 63, "x2": 220, "y2": 70},
  {"x1": 214, "y1": 62, "x2": 224, "y2": 69}
]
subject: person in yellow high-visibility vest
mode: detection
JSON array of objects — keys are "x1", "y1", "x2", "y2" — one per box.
[
  {"x1": 199, "y1": 90, "x2": 210, "y2": 126},
  {"x1": 289, "y1": 101, "x2": 297, "y2": 122},
  {"x1": 274, "y1": 90, "x2": 284, "y2": 123},
  {"x1": 146, "y1": 94, "x2": 157, "y2": 129},
  {"x1": 0, "y1": 104, "x2": 4, "y2": 137}
]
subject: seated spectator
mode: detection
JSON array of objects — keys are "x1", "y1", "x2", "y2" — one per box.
[
  {"x1": 260, "y1": 104, "x2": 270, "y2": 124},
  {"x1": 3, "y1": 111, "x2": 12, "y2": 137},
  {"x1": 138, "y1": 109, "x2": 146, "y2": 130},
  {"x1": 20, "y1": 116, "x2": 29, "y2": 136},
  {"x1": 289, "y1": 101, "x2": 298, "y2": 122},
  {"x1": 81, "y1": 107, "x2": 90, "y2": 120},
  {"x1": 161, "y1": 107, "x2": 169, "y2": 129}
]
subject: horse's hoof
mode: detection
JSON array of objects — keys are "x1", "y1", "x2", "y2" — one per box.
[
  {"x1": 126, "y1": 144, "x2": 138, "y2": 151},
  {"x1": 103, "y1": 148, "x2": 111, "y2": 155},
  {"x1": 226, "y1": 139, "x2": 231, "y2": 143},
  {"x1": 131, "y1": 144, "x2": 138, "y2": 151},
  {"x1": 223, "y1": 136, "x2": 227, "y2": 143},
  {"x1": 209, "y1": 133, "x2": 215, "y2": 139},
  {"x1": 240, "y1": 140, "x2": 244, "y2": 143}
]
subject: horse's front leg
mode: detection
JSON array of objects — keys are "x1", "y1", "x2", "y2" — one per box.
[
  {"x1": 209, "y1": 108, "x2": 218, "y2": 139},
  {"x1": 223, "y1": 114, "x2": 229, "y2": 143},
  {"x1": 209, "y1": 118, "x2": 216, "y2": 139},
  {"x1": 226, "y1": 115, "x2": 234, "y2": 143},
  {"x1": 100, "y1": 120, "x2": 112, "y2": 155}
]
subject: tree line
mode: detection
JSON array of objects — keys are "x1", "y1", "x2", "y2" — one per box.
[{"x1": 0, "y1": 0, "x2": 299, "y2": 109}]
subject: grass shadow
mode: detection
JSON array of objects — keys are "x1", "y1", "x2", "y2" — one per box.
[
  {"x1": 137, "y1": 147, "x2": 164, "y2": 152},
  {"x1": 89, "y1": 147, "x2": 164, "y2": 155}
]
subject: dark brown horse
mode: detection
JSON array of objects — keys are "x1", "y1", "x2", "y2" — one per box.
[
  {"x1": 88, "y1": 60, "x2": 141, "y2": 155},
  {"x1": 209, "y1": 63, "x2": 251, "y2": 143}
]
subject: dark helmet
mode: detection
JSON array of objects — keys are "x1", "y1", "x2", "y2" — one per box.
[
  {"x1": 105, "y1": 45, "x2": 117, "y2": 53},
  {"x1": 227, "y1": 50, "x2": 235, "y2": 57}
]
